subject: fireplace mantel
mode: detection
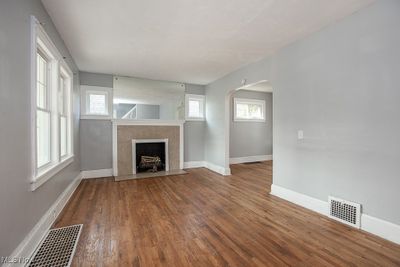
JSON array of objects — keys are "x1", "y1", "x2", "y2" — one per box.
[
  {"x1": 112, "y1": 119, "x2": 185, "y2": 126},
  {"x1": 112, "y1": 119, "x2": 184, "y2": 177}
]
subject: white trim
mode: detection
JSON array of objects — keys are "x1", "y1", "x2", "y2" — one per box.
[
  {"x1": 233, "y1": 97, "x2": 266, "y2": 122},
  {"x1": 184, "y1": 161, "x2": 206, "y2": 169},
  {"x1": 81, "y1": 169, "x2": 113, "y2": 179},
  {"x1": 80, "y1": 85, "x2": 113, "y2": 120},
  {"x1": 205, "y1": 161, "x2": 231, "y2": 176},
  {"x1": 270, "y1": 184, "x2": 400, "y2": 245},
  {"x1": 112, "y1": 120, "x2": 184, "y2": 176},
  {"x1": 31, "y1": 156, "x2": 74, "y2": 191},
  {"x1": 230, "y1": 155, "x2": 272, "y2": 164},
  {"x1": 113, "y1": 119, "x2": 185, "y2": 126},
  {"x1": 362, "y1": 214, "x2": 400, "y2": 245},
  {"x1": 185, "y1": 94, "x2": 206, "y2": 121},
  {"x1": 184, "y1": 161, "x2": 230, "y2": 175},
  {"x1": 4, "y1": 173, "x2": 82, "y2": 267},
  {"x1": 30, "y1": 15, "x2": 74, "y2": 190},
  {"x1": 132, "y1": 139, "x2": 169, "y2": 174},
  {"x1": 80, "y1": 115, "x2": 112, "y2": 120},
  {"x1": 270, "y1": 184, "x2": 328, "y2": 215}
]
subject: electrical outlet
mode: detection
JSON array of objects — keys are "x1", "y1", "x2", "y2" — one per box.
[{"x1": 297, "y1": 130, "x2": 304, "y2": 140}]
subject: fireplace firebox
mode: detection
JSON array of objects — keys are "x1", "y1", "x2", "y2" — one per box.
[{"x1": 132, "y1": 139, "x2": 169, "y2": 174}]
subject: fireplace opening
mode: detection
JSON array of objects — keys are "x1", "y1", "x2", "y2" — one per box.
[{"x1": 135, "y1": 142, "x2": 166, "y2": 173}]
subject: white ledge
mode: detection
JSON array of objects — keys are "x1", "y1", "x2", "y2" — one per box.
[
  {"x1": 31, "y1": 156, "x2": 74, "y2": 191},
  {"x1": 112, "y1": 119, "x2": 185, "y2": 126}
]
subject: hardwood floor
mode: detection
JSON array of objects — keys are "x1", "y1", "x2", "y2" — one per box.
[{"x1": 55, "y1": 161, "x2": 400, "y2": 266}]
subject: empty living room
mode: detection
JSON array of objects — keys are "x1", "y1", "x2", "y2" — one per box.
[{"x1": 1, "y1": 0, "x2": 400, "y2": 266}]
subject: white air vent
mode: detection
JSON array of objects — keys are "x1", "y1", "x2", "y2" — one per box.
[{"x1": 328, "y1": 196, "x2": 361, "y2": 228}]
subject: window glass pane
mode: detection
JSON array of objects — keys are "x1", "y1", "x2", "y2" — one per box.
[
  {"x1": 248, "y1": 104, "x2": 262, "y2": 119},
  {"x1": 37, "y1": 110, "x2": 50, "y2": 167},
  {"x1": 236, "y1": 101, "x2": 264, "y2": 120},
  {"x1": 59, "y1": 76, "x2": 65, "y2": 115},
  {"x1": 236, "y1": 103, "x2": 249, "y2": 118},
  {"x1": 188, "y1": 99, "x2": 201, "y2": 117},
  {"x1": 89, "y1": 94, "x2": 106, "y2": 114},
  {"x1": 60, "y1": 116, "x2": 67, "y2": 157},
  {"x1": 36, "y1": 52, "x2": 47, "y2": 109}
]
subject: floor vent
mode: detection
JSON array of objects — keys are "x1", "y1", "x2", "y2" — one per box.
[
  {"x1": 328, "y1": 197, "x2": 361, "y2": 228},
  {"x1": 243, "y1": 161, "x2": 262, "y2": 165},
  {"x1": 28, "y1": 224, "x2": 82, "y2": 267}
]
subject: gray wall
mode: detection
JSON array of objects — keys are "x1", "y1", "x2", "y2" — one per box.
[
  {"x1": 80, "y1": 71, "x2": 114, "y2": 88},
  {"x1": 205, "y1": 0, "x2": 400, "y2": 225},
  {"x1": 79, "y1": 77, "x2": 206, "y2": 169},
  {"x1": 80, "y1": 119, "x2": 112, "y2": 170},
  {"x1": 79, "y1": 72, "x2": 114, "y2": 170},
  {"x1": 184, "y1": 84, "x2": 206, "y2": 162},
  {"x1": 230, "y1": 90, "x2": 272, "y2": 158},
  {"x1": 0, "y1": 0, "x2": 80, "y2": 257}
]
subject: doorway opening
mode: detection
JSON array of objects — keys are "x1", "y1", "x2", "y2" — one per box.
[{"x1": 225, "y1": 80, "x2": 273, "y2": 178}]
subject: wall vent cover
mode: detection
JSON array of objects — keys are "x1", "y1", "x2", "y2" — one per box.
[
  {"x1": 28, "y1": 224, "x2": 82, "y2": 267},
  {"x1": 328, "y1": 196, "x2": 361, "y2": 228}
]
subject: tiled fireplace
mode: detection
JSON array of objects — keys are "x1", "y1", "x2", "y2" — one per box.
[{"x1": 112, "y1": 120, "x2": 184, "y2": 179}]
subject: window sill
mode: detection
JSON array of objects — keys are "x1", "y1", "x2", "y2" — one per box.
[
  {"x1": 81, "y1": 114, "x2": 112, "y2": 120},
  {"x1": 31, "y1": 156, "x2": 74, "y2": 191},
  {"x1": 234, "y1": 118, "x2": 266, "y2": 122},
  {"x1": 185, "y1": 117, "x2": 205, "y2": 122}
]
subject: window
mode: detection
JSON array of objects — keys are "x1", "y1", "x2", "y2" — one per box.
[
  {"x1": 81, "y1": 86, "x2": 112, "y2": 119},
  {"x1": 59, "y1": 67, "x2": 72, "y2": 159},
  {"x1": 31, "y1": 16, "x2": 74, "y2": 190},
  {"x1": 86, "y1": 91, "x2": 108, "y2": 115},
  {"x1": 234, "y1": 98, "x2": 265, "y2": 122},
  {"x1": 185, "y1": 94, "x2": 205, "y2": 121}
]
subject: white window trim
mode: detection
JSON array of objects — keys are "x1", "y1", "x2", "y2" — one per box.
[
  {"x1": 30, "y1": 16, "x2": 74, "y2": 191},
  {"x1": 185, "y1": 94, "x2": 206, "y2": 121},
  {"x1": 80, "y1": 85, "x2": 113, "y2": 120},
  {"x1": 233, "y1": 98, "x2": 266, "y2": 122},
  {"x1": 59, "y1": 63, "x2": 74, "y2": 160}
]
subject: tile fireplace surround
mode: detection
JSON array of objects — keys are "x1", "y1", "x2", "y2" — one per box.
[{"x1": 112, "y1": 120, "x2": 184, "y2": 177}]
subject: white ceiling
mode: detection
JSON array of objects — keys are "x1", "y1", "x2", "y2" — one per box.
[{"x1": 41, "y1": 0, "x2": 374, "y2": 85}]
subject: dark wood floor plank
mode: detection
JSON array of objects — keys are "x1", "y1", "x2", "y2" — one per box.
[{"x1": 54, "y1": 161, "x2": 400, "y2": 266}]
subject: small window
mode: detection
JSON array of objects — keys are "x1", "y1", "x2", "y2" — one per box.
[
  {"x1": 185, "y1": 94, "x2": 205, "y2": 121},
  {"x1": 87, "y1": 91, "x2": 108, "y2": 115},
  {"x1": 234, "y1": 98, "x2": 265, "y2": 122},
  {"x1": 81, "y1": 86, "x2": 112, "y2": 119}
]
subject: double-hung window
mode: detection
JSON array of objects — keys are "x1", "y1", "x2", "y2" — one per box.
[
  {"x1": 59, "y1": 67, "x2": 72, "y2": 159},
  {"x1": 32, "y1": 16, "x2": 74, "y2": 190}
]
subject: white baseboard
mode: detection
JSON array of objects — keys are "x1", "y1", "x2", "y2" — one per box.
[
  {"x1": 184, "y1": 161, "x2": 206, "y2": 169},
  {"x1": 81, "y1": 168, "x2": 113, "y2": 179},
  {"x1": 270, "y1": 184, "x2": 328, "y2": 215},
  {"x1": 4, "y1": 173, "x2": 82, "y2": 267},
  {"x1": 205, "y1": 161, "x2": 231, "y2": 176},
  {"x1": 270, "y1": 184, "x2": 400, "y2": 245},
  {"x1": 183, "y1": 161, "x2": 230, "y2": 176},
  {"x1": 361, "y1": 214, "x2": 400, "y2": 244},
  {"x1": 230, "y1": 155, "x2": 273, "y2": 164}
]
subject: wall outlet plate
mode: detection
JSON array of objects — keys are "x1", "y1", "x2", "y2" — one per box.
[{"x1": 297, "y1": 130, "x2": 304, "y2": 140}]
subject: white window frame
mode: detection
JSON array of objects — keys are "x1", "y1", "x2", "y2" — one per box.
[
  {"x1": 233, "y1": 98, "x2": 266, "y2": 122},
  {"x1": 80, "y1": 85, "x2": 113, "y2": 119},
  {"x1": 185, "y1": 94, "x2": 205, "y2": 121},
  {"x1": 31, "y1": 16, "x2": 74, "y2": 191},
  {"x1": 59, "y1": 64, "x2": 73, "y2": 160}
]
